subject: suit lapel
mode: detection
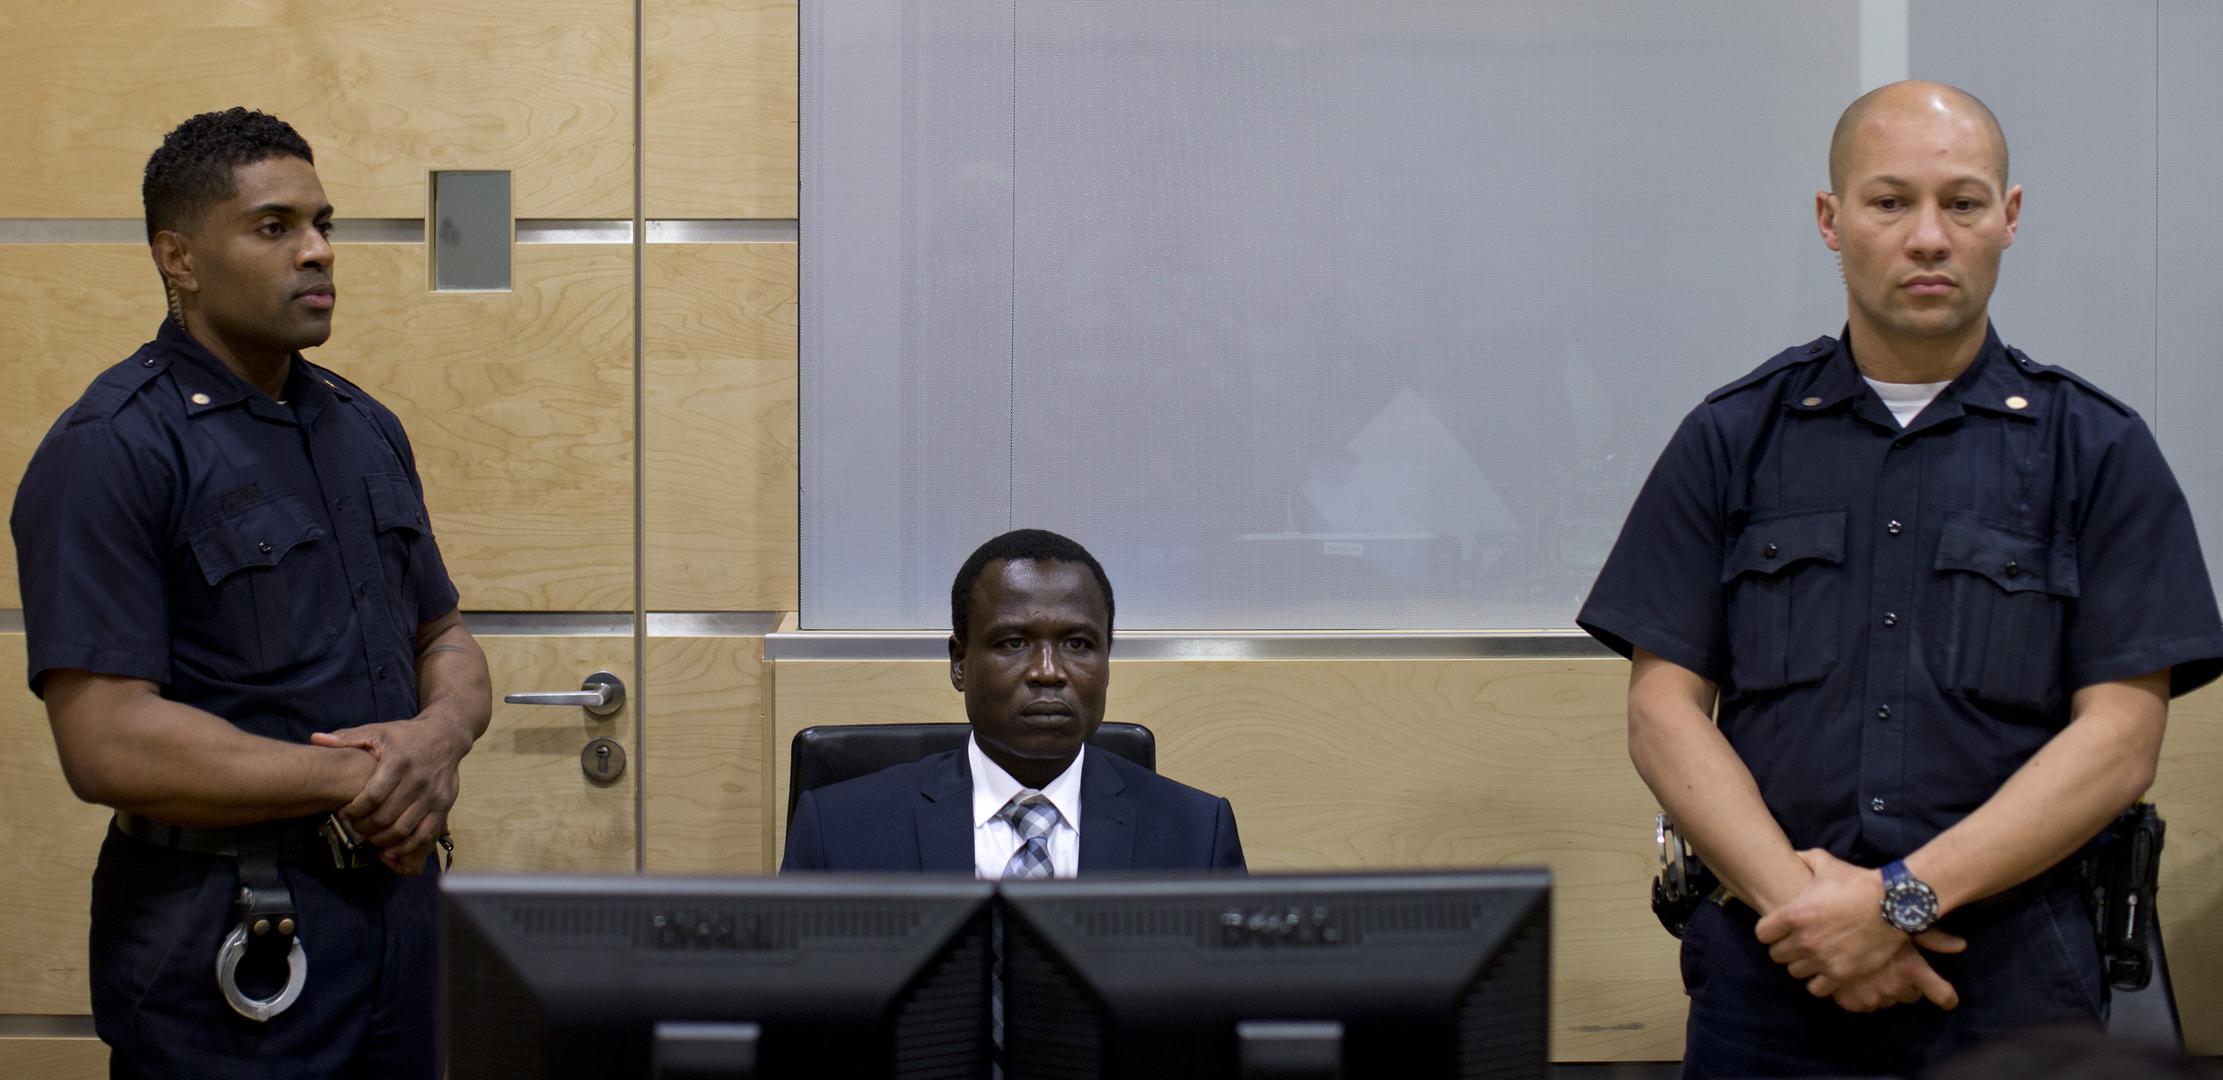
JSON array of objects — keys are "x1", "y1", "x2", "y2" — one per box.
[
  {"x1": 915, "y1": 749, "x2": 976, "y2": 873},
  {"x1": 1077, "y1": 752, "x2": 1135, "y2": 872}
]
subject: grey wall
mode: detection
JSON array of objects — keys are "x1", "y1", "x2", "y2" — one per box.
[{"x1": 801, "y1": 1, "x2": 2220, "y2": 630}]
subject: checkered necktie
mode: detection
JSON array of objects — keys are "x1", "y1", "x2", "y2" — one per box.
[
  {"x1": 992, "y1": 791, "x2": 1062, "y2": 1075},
  {"x1": 998, "y1": 791, "x2": 1061, "y2": 880}
]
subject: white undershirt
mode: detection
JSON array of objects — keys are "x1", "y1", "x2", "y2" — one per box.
[
  {"x1": 1862, "y1": 376, "x2": 1953, "y2": 428},
  {"x1": 968, "y1": 734, "x2": 1083, "y2": 879}
]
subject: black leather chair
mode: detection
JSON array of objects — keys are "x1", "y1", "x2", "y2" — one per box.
[{"x1": 786, "y1": 722, "x2": 1156, "y2": 822}]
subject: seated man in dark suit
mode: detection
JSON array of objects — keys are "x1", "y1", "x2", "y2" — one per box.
[{"x1": 782, "y1": 529, "x2": 1245, "y2": 877}]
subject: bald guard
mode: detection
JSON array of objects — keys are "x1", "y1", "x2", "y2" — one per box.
[{"x1": 1579, "y1": 82, "x2": 2223, "y2": 1076}]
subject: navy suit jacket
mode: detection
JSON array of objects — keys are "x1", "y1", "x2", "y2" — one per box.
[{"x1": 780, "y1": 747, "x2": 1246, "y2": 874}]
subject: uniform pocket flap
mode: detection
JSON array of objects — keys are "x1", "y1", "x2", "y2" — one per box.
[
  {"x1": 1934, "y1": 511, "x2": 2077, "y2": 596},
  {"x1": 1721, "y1": 507, "x2": 1846, "y2": 583},
  {"x1": 185, "y1": 494, "x2": 326, "y2": 586},
  {"x1": 364, "y1": 472, "x2": 427, "y2": 536}
]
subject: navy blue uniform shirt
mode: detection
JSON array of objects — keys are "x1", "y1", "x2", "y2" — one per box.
[
  {"x1": 1578, "y1": 325, "x2": 2223, "y2": 863},
  {"x1": 12, "y1": 320, "x2": 458, "y2": 739}
]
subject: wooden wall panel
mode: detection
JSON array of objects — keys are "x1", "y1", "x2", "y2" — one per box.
[
  {"x1": 644, "y1": 635, "x2": 771, "y2": 873},
  {"x1": 770, "y1": 656, "x2": 1682, "y2": 1062},
  {"x1": 0, "y1": 636, "x2": 109, "y2": 1015},
  {"x1": 0, "y1": 243, "x2": 634, "y2": 612},
  {"x1": 0, "y1": 4, "x2": 632, "y2": 219},
  {"x1": 0, "y1": 1038, "x2": 104, "y2": 1080},
  {"x1": 2150, "y1": 683, "x2": 2223, "y2": 1049},
  {"x1": 645, "y1": 243, "x2": 797, "y2": 611},
  {"x1": 771, "y1": 656, "x2": 2223, "y2": 1060},
  {"x1": 646, "y1": 0, "x2": 799, "y2": 219}
]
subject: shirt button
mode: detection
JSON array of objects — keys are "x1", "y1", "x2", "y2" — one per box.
[
  {"x1": 256, "y1": 540, "x2": 272, "y2": 554},
  {"x1": 1886, "y1": 520, "x2": 1904, "y2": 536},
  {"x1": 1876, "y1": 705, "x2": 1892, "y2": 720},
  {"x1": 2005, "y1": 560, "x2": 2022, "y2": 578},
  {"x1": 1871, "y1": 798, "x2": 1887, "y2": 813},
  {"x1": 357, "y1": 582, "x2": 369, "y2": 595},
  {"x1": 1882, "y1": 612, "x2": 1899, "y2": 627},
  {"x1": 375, "y1": 666, "x2": 387, "y2": 679},
  {"x1": 1762, "y1": 543, "x2": 1778, "y2": 558}
]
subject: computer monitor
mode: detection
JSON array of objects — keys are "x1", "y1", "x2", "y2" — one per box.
[
  {"x1": 999, "y1": 869, "x2": 1551, "y2": 1080},
  {"x1": 441, "y1": 874, "x2": 993, "y2": 1079}
]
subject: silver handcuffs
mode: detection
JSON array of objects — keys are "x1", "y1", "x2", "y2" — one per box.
[
  {"x1": 215, "y1": 875, "x2": 308, "y2": 1022},
  {"x1": 216, "y1": 904, "x2": 307, "y2": 1022},
  {"x1": 1657, "y1": 812, "x2": 1707, "y2": 900}
]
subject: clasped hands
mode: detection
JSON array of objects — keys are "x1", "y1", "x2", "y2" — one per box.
[
  {"x1": 311, "y1": 711, "x2": 473, "y2": 876},
  {"x1": 1753, "y1": 849, "x2": 1966, "y2": 1014}
]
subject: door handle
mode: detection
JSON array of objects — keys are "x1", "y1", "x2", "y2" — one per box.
[{"x1": 504, "y1": 671, "x2": 625, "y2": 717}]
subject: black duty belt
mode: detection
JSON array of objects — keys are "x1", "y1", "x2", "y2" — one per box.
[
  {"x1": 112, "y1": 810, "x2": 376, "y2": 871},
  {"x1": 108, "y1": 812, "x2": 353, "y2": 1022},
  {"x1": 1655, "y1": 805, "x2": 2167, "y2": 994},
  {"x1": 1716, "y1": 854, "x2": 2088, "y2": 925},
  {"x1": 1971, "y1": 856, "x2": 2090, "y2": 912}
]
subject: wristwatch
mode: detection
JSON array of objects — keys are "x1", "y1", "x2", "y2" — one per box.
[{"x1": 1880, "y1": 860, "x2": 1939, "y2": 934}]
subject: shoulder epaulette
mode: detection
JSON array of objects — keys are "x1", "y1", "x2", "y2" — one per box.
[
  {"x1": 2006, "y1": 346, "x2": 2138, "y2": 418},
  {"x1": 1704, "y1": 336, "x2": 1837, "y2": 403},
  {"x1": 65, "y1": 346, "x2": 171, "y2": 426}
]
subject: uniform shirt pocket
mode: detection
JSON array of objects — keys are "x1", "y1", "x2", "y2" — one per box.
[
  {"x1": 364, "y1": 472, "x2": 430, "y2": 638},
  {"x1": 183, "y1": 493, "x2": 338, "y2": 673},
  {"x1": 1719, "y1": 507, "x2": 1846, "y2": 694},
  {"x1": 1931, "y1": 510, "x2": 2079, "y2": 717}
]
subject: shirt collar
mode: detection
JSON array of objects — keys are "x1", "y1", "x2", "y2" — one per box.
[
  {"x1": 1947, "y1": 325, "x2": 2045, "y2": 421},
  {"x1": 154, "y1": 319, "x2": 335, "y2": 425},
  {"x1": 1788, "y1": 322, "x2": 2040, "y2": 424},
  {"x1": 968, "y1": 733, "x2": 1084, "y2": 831},
  {"x1": 285, "y1": 359, "x2": 350, "y2": 427}
]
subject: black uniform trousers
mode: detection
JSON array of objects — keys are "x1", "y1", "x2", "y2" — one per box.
[
  {"x1": 89, "y1": 825, "x2": 438, "y2": 1080},
  {"x1": 1678, "y1": 884, "x2": 2103, "y2": 1079}
]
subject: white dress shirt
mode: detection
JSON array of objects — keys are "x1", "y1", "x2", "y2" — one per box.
[{"x1": 969, "y1": 734, "x2": 1083, "y2": 879}]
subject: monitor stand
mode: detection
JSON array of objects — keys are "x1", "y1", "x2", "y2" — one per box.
[
  {"x1": 1238, "y1": 1020, "x2": 1345, "y2": 1080},
  {"x1": 652, "y1": 1021, "x2": 761, "y2": 1079}
]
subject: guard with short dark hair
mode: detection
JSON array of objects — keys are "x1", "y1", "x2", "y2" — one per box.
[{"x1": 12, "y1": 107, "x2": 491, "y2": 1079}]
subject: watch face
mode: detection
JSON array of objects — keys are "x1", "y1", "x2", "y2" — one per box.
[
  {"x1": 1884, "y1": 880, "x2": 1938, "y2": 931},
  {"x1": 1885, "y1": 891, "x2": 1923, "y2": 925}
]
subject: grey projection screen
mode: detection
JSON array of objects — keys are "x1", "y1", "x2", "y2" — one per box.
[{"x1": 799, "y1": 1, "x2": 2214, "y2": 631}]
